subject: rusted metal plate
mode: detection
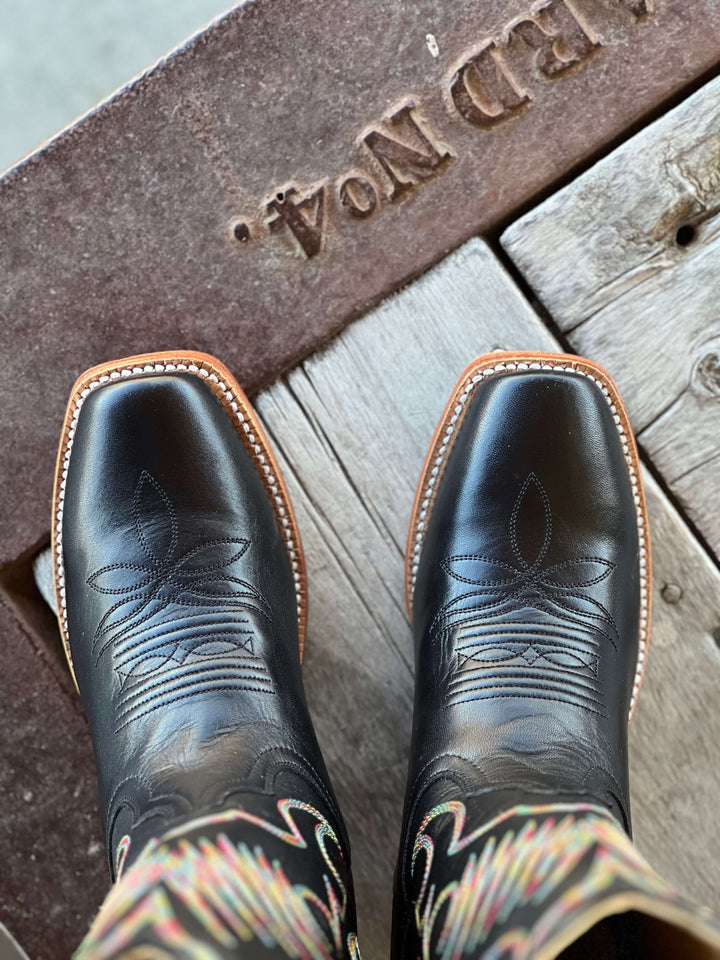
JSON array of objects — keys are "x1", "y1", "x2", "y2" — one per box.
[{"x1": 3, "y1": 0, "x2": 720, "y2": 564}]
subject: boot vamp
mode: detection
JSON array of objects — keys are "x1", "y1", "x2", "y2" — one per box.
[
  {"x1": 410, "y1": 371, "x2": 640, "y2": 823},
  {"x1": 62, "y1": 373, "x2": 333, "y2": 867}
]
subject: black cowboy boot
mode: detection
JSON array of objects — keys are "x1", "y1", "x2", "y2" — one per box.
[
  {"x1": 393, "y1": 352, "x2": 720, "y2": 959},
  {"x1": 53, "y1": 352, "x2": 357, "y2": 958}
]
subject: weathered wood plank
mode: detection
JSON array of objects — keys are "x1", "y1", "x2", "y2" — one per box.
[
  {"x1": 500, "y1": 75, "x2": 720, "y2": 558},
  {"x1": 631, "y1": 474, "x2": 720, "y2": 912},
  {"x1": 35, "y1": 238, "x2": 720, "y2": 954},
  {"x1": 31, "y1": 547, "x2": 55, "y2": 613}
]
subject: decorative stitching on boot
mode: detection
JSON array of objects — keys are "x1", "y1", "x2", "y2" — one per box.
[
  {"x1": 248, "y1": 745, "x2": 347, "y2": 844},
  {"x1": 410, "y1": 361, "x2": 649, "y2": 714},
  {"x1": 80, "y1": 472, "x2": 277, "y2": 729},
  {"x1": 436, "y1": 474, "x2": 617, "y2": 716},
  {"x1": 408, "y1": 801, "x2": 675, "y2": 960},
  {"x1": 54, "y1": 358, "x2": 306, "y2": 688}
]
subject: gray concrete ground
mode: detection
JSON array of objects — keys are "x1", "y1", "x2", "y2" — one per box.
[{"x1": 0, "y1": 0, "x2": 233, "y2": 174}]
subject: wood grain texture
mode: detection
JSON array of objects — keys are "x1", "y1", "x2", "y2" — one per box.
[
  {"x1": 500, "y1": 75, "x2": 720, "y2": 558},
  {"x1": 35, "y1": 238, "x2": 720, "y2": 954},
  {"x1": 630, "y1": 472, "x2": 720, "y2": 914}
]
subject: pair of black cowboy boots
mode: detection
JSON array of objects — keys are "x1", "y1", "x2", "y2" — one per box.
[{"x1": 53, "y1": 350, "x2": 720, "y2": 959}]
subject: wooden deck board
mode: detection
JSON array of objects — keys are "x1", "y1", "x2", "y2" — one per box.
[
  {"x1": 501, "y1": 74, "x2": 720, "y2": 560},
  {"x1": 36, "y1": 239, "x2": 720, "y2": 956},
  {"x1": 631, "y1": 475, "x2": 720, "y2": 912}
]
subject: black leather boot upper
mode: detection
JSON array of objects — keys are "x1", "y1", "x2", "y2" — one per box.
[
  {"x1": 60, "y1": 369, "x2": 347, "y2": 882},
  {"x1": 395, "y1": 366, "x2": 642, "y2": 953}
]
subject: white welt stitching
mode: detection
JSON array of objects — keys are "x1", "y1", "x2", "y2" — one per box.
[
  {"x1": 55, "y1": 361, "x2": 304, "y2": 662},
  {"x1": 408, "y1": 360, "x2": 648, "y2": 716}
]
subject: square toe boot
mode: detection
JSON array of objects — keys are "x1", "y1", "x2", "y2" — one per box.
[
  {"x1": 393, "y1": 352, "x2": 720, "y2": 960},
  {"x1": 53, "y1": 352, "x2": 357, "y2": 956}
]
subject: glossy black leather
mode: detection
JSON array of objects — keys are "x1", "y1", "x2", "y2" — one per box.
[
  {"x1": 62, "y1": 373, "x2": 348, "y2": 882},
  {"x1": 394, "y1": 369, "x2": 640, "y2": 955}
]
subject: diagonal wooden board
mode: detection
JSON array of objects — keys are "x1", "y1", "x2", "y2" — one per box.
[
  {"x1": 35, "y1": 239, "x2": 720, "y2": 956},
  {"x1": 501, "y1": 74, "x2": 720, "y2": 562}
]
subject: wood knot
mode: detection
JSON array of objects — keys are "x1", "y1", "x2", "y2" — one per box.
[{"x1": 692, "y1": 352, "x2": 720, "y2": 399}]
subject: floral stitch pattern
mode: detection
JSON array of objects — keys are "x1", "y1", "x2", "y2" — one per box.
[
  {"x1": 87, "y1": 472, "x2": 274, "y2": 726},
  {"x1": 438, "y1": 473, "x2": 617, "y2": 713}
]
